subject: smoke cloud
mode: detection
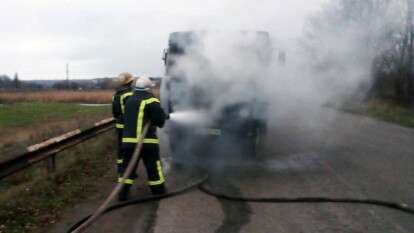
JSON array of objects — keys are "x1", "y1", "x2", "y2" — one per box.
[
  {"x1": 162, "y1": 1, "x2": 404, "y2": 161},
  {"x1": 172, "y1": 4, "x2": 401, "y2": 115}
]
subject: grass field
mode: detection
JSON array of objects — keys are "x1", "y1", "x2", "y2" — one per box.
[
  {"x1": 0, "y1": 102, "x2": 109, "y2": 127},
  {"x1": 0, "y1": 90, "x2": 113, "y2": 104},
  {"x1": 0, "y1": 102, "x2": 109, "y2": 128},
  {"x1": 0, "y1": 102, "x2": 111, "y2": 156}
]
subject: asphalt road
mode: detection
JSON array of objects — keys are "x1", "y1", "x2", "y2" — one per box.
[{"x1": 51, "y1": 109, "x2": 414, "y2": 233}]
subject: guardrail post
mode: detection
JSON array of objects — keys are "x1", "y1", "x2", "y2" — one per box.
[{"x1": 46, "y1": 154, "x2": 57, "y2": 175}]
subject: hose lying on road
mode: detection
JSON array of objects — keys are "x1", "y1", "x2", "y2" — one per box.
[
  {"x1": 199, "y1": 184, "x2": 414, "y2": 215},
  {"x1": 67, "y1": 172, "x2": 414, "y2": 233},
  {"x1": 68, "y1": 164, "x2": 414, "y2": 232},
  {"x1": 67, "y1": 173, "x2": 209, "y2": 233}
]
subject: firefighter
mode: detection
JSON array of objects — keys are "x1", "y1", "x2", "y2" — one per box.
[
  {"x1": 119, "y1": 76, "x2": 168, "y2": 201},
  {"x1": 112, "y1": 72, "x2": 134, "y2": 176}
]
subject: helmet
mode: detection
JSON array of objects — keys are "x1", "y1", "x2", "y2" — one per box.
[
  {"x1": 118, "y1": 72, "x2": 134, "y2": 85},
  {"x1": 135, "y1": 76, "x2": 154, "y2": 91}
]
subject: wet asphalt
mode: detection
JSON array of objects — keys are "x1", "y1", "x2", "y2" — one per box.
[{"x1": 52, "y1": 109, "x2": 414, "y2": 233}]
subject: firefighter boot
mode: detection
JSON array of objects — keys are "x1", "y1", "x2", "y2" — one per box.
[
  {"x1": 118, "y1": 185, "x2": 131, "y2": 201},
  {"x1": 150, "y1": 184, "x2": 167, "y2": 195}
]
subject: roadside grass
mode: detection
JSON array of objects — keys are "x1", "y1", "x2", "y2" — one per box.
[
  {"x1": 0, "y1": 102, "x2": 111, "y2": 156},
  {"x1": 0, "y1": 102, "x2": 109, "y2": 128},
  {"x1": 0, "y1": 90, "x2": 112, "y2": 104},
  {"x1": 341, "y1": 100, "x2": 414, "y2": 128},
  {"x1": 0, "y1": 131, "x2": 116, "y2": 233}
]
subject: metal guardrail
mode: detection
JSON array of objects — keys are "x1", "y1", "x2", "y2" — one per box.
[{"x1": 0, "y1": 118, "x2": 115, "y2": 179}]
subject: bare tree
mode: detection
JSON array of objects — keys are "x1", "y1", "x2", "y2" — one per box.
[{"x1": 304, "y1": 0, "x2": 414, "y2": 104}]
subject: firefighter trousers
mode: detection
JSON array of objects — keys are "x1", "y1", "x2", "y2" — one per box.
[
  {"x1": 115, "y1": 128, "x2": 123, "y2": 175},
  {"x1": 119, "y1": 144, "x2": 166, "y2": 195}
]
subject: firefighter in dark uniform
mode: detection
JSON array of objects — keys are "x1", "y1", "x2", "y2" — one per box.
[
  {"x1": 119, "y1": 76, "x2": 168, "y2": 201},
  {"x1": 112, "y1": 72, "x2": 134, "y2": 176}
]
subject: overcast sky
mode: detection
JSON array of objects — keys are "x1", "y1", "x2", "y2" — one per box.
[{"x1": 0, "y1": 0, "x2": 325, "y2": 80}]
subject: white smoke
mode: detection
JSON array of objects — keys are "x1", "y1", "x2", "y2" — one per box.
[
  {"x1": 169, "y1": 2, "x2": 403, "y2": 125},
  {"x1": 168, "y1": 31, "x2": 276, "y2": 118}
]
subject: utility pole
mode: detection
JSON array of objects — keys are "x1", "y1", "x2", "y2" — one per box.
[{"x1": 66, "y1": 63, "x2": 70, "y2": 89}]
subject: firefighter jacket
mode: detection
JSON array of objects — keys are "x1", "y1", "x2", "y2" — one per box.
[
  {"x1": 122, "y1": 90, "x2": 167, "y2": 146},
  {"x1": 112, "y1": 85, "x2": 133, "y2": 129}
]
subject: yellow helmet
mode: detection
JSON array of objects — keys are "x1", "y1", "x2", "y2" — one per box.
[{"x1": 118, "y1": 72, "x2": 134, "y2": 85}]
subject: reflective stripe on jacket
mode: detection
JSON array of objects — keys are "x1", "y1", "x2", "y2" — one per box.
[
  {"x1": 122, "y1": 91, "x2": 167, "y2": 144},
  {"x1": 112, "y1": 85, "x2": 133, "y2": 129}
]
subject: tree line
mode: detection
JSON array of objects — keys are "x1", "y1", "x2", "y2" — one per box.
[
  {"x1": 0, "y1": 74, "x2": 116, "y2": 90},
  {"x1": 0, "y1": 73, "x2": 43, "y2": 90},
  {"x1": 304, "y1": 0, "x2": 414, "y2": 105}
]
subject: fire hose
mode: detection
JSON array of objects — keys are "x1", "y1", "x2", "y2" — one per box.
[
  {"x1": 70, "y1": 123, "x2": 152, "y2": 233},
  {"x1": 67, "y1": 124, "x2": 414, "y2": 233}
]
